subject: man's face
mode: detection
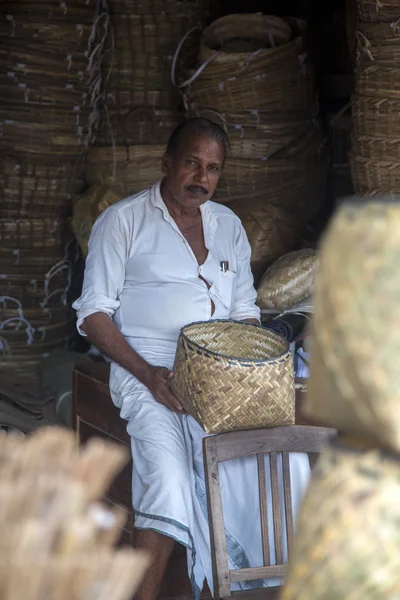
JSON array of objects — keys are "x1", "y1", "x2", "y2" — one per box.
[{"x1": 162, "y1": 132, "x2": 224, "y2": 209}]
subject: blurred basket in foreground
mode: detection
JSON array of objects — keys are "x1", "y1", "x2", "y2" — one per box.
[
  {"x1": 171, "y1": 320, "x2": 294, "y2": 434},
  {"x1": 306, "y1": 198, "x2": 400, "y2": 452},
  {"x1": 282, "y1": 441, "x2": 400, "y2": 600}
]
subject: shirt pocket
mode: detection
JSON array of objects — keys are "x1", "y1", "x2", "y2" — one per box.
[{"x1": 210, "y1": 269, "x2": 237, "y2": 311}]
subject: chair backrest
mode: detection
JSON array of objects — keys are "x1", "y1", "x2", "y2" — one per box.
[{"x1": 203, "y1": 425, "x2": 335, "y2": 598}]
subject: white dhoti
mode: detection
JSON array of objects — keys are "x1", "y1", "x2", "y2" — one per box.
[{"x1": 110, "y1": 345, "x2": 311, "y2": 600}]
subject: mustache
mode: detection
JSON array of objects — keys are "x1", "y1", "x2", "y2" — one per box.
[{"x1": 185, "y1": 185, "x2": 209, "y2": 195}]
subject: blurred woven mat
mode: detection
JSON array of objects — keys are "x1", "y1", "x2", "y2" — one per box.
[{"x1": 0, "y1": 373, "x2": 57, "y2": 432}]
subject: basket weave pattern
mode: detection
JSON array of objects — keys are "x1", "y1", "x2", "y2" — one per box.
[
  {"x1": 351, "y1": 0, "x2": 400, "y2": 196},
  {"x1": 282, "y1": 442, "x2": 400, "y2": 600},
  {"x1": 257, "y1": 249, "x2": 318, "y2": 311},
  {"x1": 171, "y1": 320, "x2": 295, "y2": 434}
]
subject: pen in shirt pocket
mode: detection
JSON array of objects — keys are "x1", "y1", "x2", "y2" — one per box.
[{"x1": 220, "y1": 261, "x2": 229, "y2": 275}]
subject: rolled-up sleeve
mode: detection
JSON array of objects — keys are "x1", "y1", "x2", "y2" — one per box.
[
  {"x1": 230, "y1": 223, "x2": 261, "y2": 323},
  {"x1": 72, "y1": 206, "x2": 130, "y2": 336}
]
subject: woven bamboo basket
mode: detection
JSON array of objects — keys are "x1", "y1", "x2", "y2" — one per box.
[
  {"x1": 229, "y1": 201, "x2": 303, "y2": 286},
  {"x1": 351, "y1": 133, "x2": 400, "y2": 161},
  {"x1": 199, "y1": 14, "x2": 292, "y2": 63},
  {"x1": 356, "y1": 33, "x2": 400, "y2": 62},
  {"x1": 104, "y1": 89, "x2": 179, "y2": 110},
  {"x1": 95, "y1": 107, "x2": 181, "y2": 147},
  {"x1": 0, "y1": 155, "x2": 85, "y2": 218},
  {"x1": 358, "y1": 19, "x2": 400, "y2": 43},
  {"x1": 350, "y1": 154, "x2": 400, "y2": 189},
  {"x1": 305, "y1": 199, "x2": 400, "y2": 452},
  {"x1": 351, "y1": 95, "x2": 400, "y2": 137},
  {"x1": 257, "y1": 249, "x2": 318, "y2": 311},
  {"x1": 356, "y1": 0, "x2": 400, "y2": 22},
  {"x1": 0, "y1": 218, "x2": 71, "y2": 250},
  {"x1": 282, "y1": 441, "x2": 400, "y2": 600},
  {"x1": 356, "y1": 62, "x2": 400, "y2": 100},
  {"x1": 185, "y1": 39, "x2": 315, "y2": 113},
  {"x1": 86, "y1": 145, "x2": 164, "y2": 194},
  {"x1": 72, "y1": 185, "x2": 126, "y2": 256},
  {"x1": 171, "y1": 320, "x2": 295, "y2": 434},
  {"x1": 190, "y1": 106, "x2": 310, "y2": 160},
  {"x1": 108, "y1": 0, "x2": 213, "y2": 17}
]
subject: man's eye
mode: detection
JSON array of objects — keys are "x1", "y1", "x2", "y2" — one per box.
[
  {"x1": 186, "y1": 159, "x2": 195, "y2": 165},
  {"x1": 209, "y1": 165, "x2": 219, "y2": 172}
]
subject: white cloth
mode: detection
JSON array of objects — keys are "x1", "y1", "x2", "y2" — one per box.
[{"x1": 73, "y1": 181, "x2": 310, "y2": 598}]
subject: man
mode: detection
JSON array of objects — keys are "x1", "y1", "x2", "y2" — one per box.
[{"x1": 73, "y1": 118, "x2": 310, "y2": 600}]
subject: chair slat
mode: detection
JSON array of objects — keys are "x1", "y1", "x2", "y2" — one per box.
[
  {"x1": 204, "y1": 436, "x2": 231, "y2": 598},
  {"x1": 282, "y1": 452, "x2": 294, "y2": 557},
  {"x1": 269, "y1": 452, "x2": 283, "y2": 565},
  {"x1": 257, "y1": 453, "x2": 270, "y2": 566}
]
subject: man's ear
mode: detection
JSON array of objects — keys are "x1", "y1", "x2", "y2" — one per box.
[{"x1": 162, "y1": 152, "x2": 171, "y2": 175}]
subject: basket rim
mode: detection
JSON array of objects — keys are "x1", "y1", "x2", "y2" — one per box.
[{"x1": 179, "y1": 318, "x2": 289, "y2": 364}]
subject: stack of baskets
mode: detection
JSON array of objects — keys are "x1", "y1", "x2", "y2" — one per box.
[
  {"x1": 87, "y1": 0, "x2": 215, "y2": 197},
  {"x1": 282, "y1": 198, "x2": 400, "y2": 599},
  {"x1": 351, "y1": 0, "x2": 400, "y2": 195},
  {"x1": 0, "y1": 0, "x2": 108, "y2": 378},
  {"x1": 0, "y1": 427, "x2": 149, "y2": 600},
  {"x1": 176, "y1": 14, "x2": 327, "y2": 283}
]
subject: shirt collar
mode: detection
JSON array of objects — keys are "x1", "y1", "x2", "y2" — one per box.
[{"x1": 150, "y1": 180, "x2": 219, "y2": 247}]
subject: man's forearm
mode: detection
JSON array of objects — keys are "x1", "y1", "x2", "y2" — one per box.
[{"x1": 80, "y1": 312, "x2": 151, "y2": 384}]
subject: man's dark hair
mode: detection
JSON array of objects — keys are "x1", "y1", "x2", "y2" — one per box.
[{"x1": 165, "y1": 117, "x2": 230, "y2": 165}]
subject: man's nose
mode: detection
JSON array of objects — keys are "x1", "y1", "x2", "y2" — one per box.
[{"x1": 196, "y1": 165, "x2": 208, "y2": 183}]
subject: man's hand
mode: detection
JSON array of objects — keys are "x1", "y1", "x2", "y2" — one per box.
[{"x1": 142, "y1": 366, "x2": 184, "y2": 413}]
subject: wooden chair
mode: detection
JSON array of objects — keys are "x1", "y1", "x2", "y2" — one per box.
[{"x1": 203, "y1": 425, "x2": 336, "y2": 600}]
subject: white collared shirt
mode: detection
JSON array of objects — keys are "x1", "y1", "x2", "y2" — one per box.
[{"x1": 73, "y1": 181, "x2": 260, "y2": 355}]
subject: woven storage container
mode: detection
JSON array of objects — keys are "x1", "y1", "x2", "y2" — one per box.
[
  {"x1": 356, "y1": 0, "x2": 400, "y2": 22},
  {"x1": 72, "y1": 185, "x2": 126, "y2": 256},
  {"x1": 351, "y1": 95, "x2": 400, "y2": 138},
  {"x1": 230, "y1": 201, "x2": 304, "y2": 286},
  {"x1": 282, "y1": 441, "x2": 400, "y2": 600},
  {"x1": 257, "y1": 249, "x2": 318, "y2": 311},
  {"x1": 185, "y1": 41, "x2": 314, "y2": 113},
  {"x1": 306, "y1": 199, "x2": 400, "y2": 452},
  {"x1": 95, "y1": 108, "x2": 181, "y2": 147},
  {"x1": 350, "y1": 154, "x2": 400, "y2": 189},
  {"x1": 86, "y1": 145, "x2": 163, "y2": 194},
  {"x1": 171, "y1": 320, "x2": 295, "y2": 434},
  {"x1": 356, "y1": 62, "x2": 400, "y2": 100},
  {"x1": 191, "y1": 106, "x2": 310, "y2": 160},
  {"x1": 351, "y1": 133, "x2": 400, "y2": 161},
  {"x1": 199, "y1": 14, "x2": 291, "y2": 63}
]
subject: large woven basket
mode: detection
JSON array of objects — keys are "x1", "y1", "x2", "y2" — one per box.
[
  {"x1": 356, "y1": 0, "x2": 400, "y2": 22},
  {"x1": 229, "y1": 201, "x2": 303, "y2": 286},
  {"x1": 306, "y1": 199, "x2": 400, "y2": 452},
  {"x1": 171, "y1": 320, "x2": 295, "y2": 434},
  {"x1": 199, "y1": 14, "x2": 292, "y2": 63},
  {"x1": 86, "y1": 145, "x2": 164, "y2": 194},
  {"x1": 257, "y1": 249, "x2": 318, "y2": 311},
  {"x1": 71, "y1": 184, "x2": 126, "y2": 256},
  {"x1": 282, "y1": 441, "x2": 400, "y2": 600},
  {"x1": 356, "y1": 62, "x2": 400, "y2": 100},
  {"x1": 190, "y1": 105, "x2": 311, "y2": 160},
  {"x1": 350, "y1": 153, "x2": 400, "y2": 189},
  {"x1": 352, "y1": 95, "x2": 400, "y2": 138},
  {"x1": 351, "y1": 133, "x2": 400, "y2": 161}
]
